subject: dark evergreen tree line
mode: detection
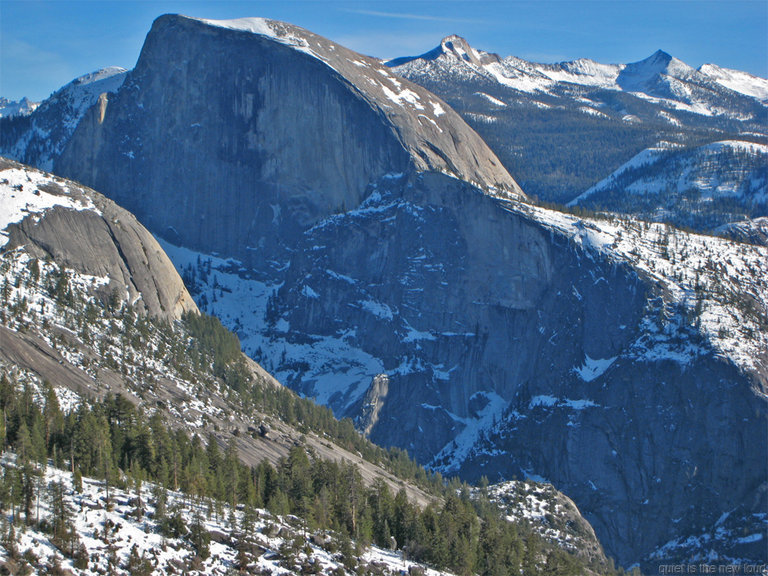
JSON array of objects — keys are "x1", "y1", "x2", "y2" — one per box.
[
  {"x1": 0, "y1": 374, "x2": 629, "y2": 575},
  {"x1": 180, "y1": 310, "x2": 447, "y2": 493},
  {"x1": 2, "y1": 252, "x2": 444, "y2": 496}
]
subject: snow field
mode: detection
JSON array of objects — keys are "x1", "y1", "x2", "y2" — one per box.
[
  {"x1": 0, "y1": 166, "x2": 99, "y2": 248},
  {"x1": 0, "y1": 455, "x2": 452, "y2": 575},
  {"x1": 507, "y1": 200, "x2": 768, "y2": 376}
]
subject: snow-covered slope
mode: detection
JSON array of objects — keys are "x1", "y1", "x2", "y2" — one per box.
[
  {"x1": 44, "y1": 67, "x2": 127, "y2": 128},
  {"x1": 389, "y1": 43, "x2": 766, "y2": 120},
  {"x1": 0, "y1": 67, "x2": 127, "y2": 170},
  {"x1": 539, "y1": 58, "x2": 622, "y2": 88},
  {"x1": 700, "y1": 63, "x2": 768, "y2": 102},
  {"x1": 388, "y1": 38, "x2": 767, "y2": 208},
  {"x1": 0, "y1": 453, "x2": 616, "y2": 575},
  {"x1": 0, "y1": 161, "x2": 98, "y2": 248},
  {"x1": 617, "y1": 50, "x2": 694, "y2": 90},
  {"x1": 0, "y1": 456, "x2": 452, "y2": 576},
  {"x1": 569, "y1": 140, "x2": 768, "y2": 230},
  {"x1": 512, "y1": 200, "x2": 768, "y2": 376}
]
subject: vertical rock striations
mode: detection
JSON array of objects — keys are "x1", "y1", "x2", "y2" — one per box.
[{"x1": 58, "y1": 14, "x2": 520, "y2": 266}]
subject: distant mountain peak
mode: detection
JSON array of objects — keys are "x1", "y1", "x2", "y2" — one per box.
[
  {"x1": 0, "y1": 96, "x2": 39, "y2": 119},
  {"x1": 649, "y1": 48, "x2": 673, "y2": 62},
  {"x1": 627, "y1": 49, "x2": 681, "y2": 74},
  {"x1": 386, "y1": 35, "x2": 501, "y2": 68},
  {"x1": 441, "y1": 34, "x2": 468, "y2": 45},
  {"x1": 439, "y1": 35, "x2": 474, "y2": 59},
  {"x1": 617, "y1": 49, "x2": 698, "y2": 92}
]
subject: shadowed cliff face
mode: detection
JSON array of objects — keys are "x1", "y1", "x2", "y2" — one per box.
[
  {"x1": 276, "y1": 172, "x2": 647, "y2": 439},
  {"x1": 58, "y1": 14, "x2": 519, "y2": 265},
  {"x1": 264, "y1": 173, "x2": 767, "y2": 567}
]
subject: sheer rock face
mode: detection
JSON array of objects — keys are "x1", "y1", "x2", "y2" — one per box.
[
  {"x1": 250, "y1": 171, "x2": 767, "y2": 568},
  {"x1": 1, "y1": 158, "x2": 197, "y2": 320},
  {"x1": 57, "y1": 14, "x2": 519, "y2": 264},
  {"x1": 277, "y1": 172, "x2": 648, "y2": 439}
]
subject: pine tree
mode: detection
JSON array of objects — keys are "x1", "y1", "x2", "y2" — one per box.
[
  {"x1": 130, "y1": 461, "x2": 145, "y2": 520},
  {"x1": 15, "y1": 419, "x2": 33, "y2": 463},
  {"x1": 159, "y1": 502, "x2": 187, "y2": 539},
  {"x1": 3, "y1": 522, "x2": 19, "y2": 561},
  {"x1": 188, "y1": 508, "x2": 211, "y2": 561},
  {"x1": 522, "y1": 530, "x2": 543, "y2": 574},
  {"x1": 5, "y1": 466, "x2": 22, "y2": 525},
  {"x1": 72, "y1": 468, "x2": 83, "y2": 493},
  {"x1": 48, "y1": 480, "x2": 79, "y2": 557},
  {"x1": 153, "y1": 485, "x2": 168, "y2": 526},
  {"x1": 124, "y1": 544, "x2": 155, "y2": 575},
  {"x1": 42, "y1": 381, "x2": 63, "y2": 452},
  {"x1": 224, "y1": 437, "x2": 240, "y2": 509},
  {"x1": 20, "y1": 459, "x2": 37, "y2": 525},
  {"x1": 73, "y1": 542, "x2": 89, "y2": 570},
  {"x1": 0, "y1": 373, "x2": 14, "y2": 451},
  {"x1": 285, "y1": 445, "x2": 312, "y2": 521}
]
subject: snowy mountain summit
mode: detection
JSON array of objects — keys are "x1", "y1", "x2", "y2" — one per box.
[
  {"x1": 388, "y1": 36, "x2": 767, "y2": 213},
  {"x1": 388, "y1": 34, "x2": 502, "y2": 69},
  {"x1": 390, "y1": 41, "x2": 767, "y2": 114},
  {"x1": 616, "y1": 49, "x2": 695, "y2": 90}
]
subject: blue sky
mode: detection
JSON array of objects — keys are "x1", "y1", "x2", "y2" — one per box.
[{"x1": 2, "y1": 0, "x2": 766, "y2": 101}]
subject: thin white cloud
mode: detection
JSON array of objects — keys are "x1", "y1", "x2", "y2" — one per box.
[{"x1": 346, "y1": 8, "x2": 485, "y2": 24}]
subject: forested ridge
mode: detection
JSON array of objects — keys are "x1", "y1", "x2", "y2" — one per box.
[
  {"x1": 0, "y1": 251, "x2": 630, "y2": 574},
  {"x1": 0, "y1": 376, "x2": 631, "y2": 575}
]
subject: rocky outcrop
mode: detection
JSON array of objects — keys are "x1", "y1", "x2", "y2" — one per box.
[
  {"x1": 0, "y1": 157, "x2": 197, "y2": 320},
  {"x1": 57, "y1": 14, "x2": 520, "y2": 265},
  {"x1": 355, "y1": 374, "x2": 390, "y2": 437},
  {"x1": 485, "y1": 480, "x2": 612, "y2": 572}
]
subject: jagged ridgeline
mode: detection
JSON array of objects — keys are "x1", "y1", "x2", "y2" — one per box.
[
  {"x1": 0, "y1": 160, "x2": 618, "y2": 574},
  {"x1": 387, "y1": 37, "x2": 768, "y2": 226},
  {"x1": 0, "y1": 13, "x2": 766, "y2": 572}
]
